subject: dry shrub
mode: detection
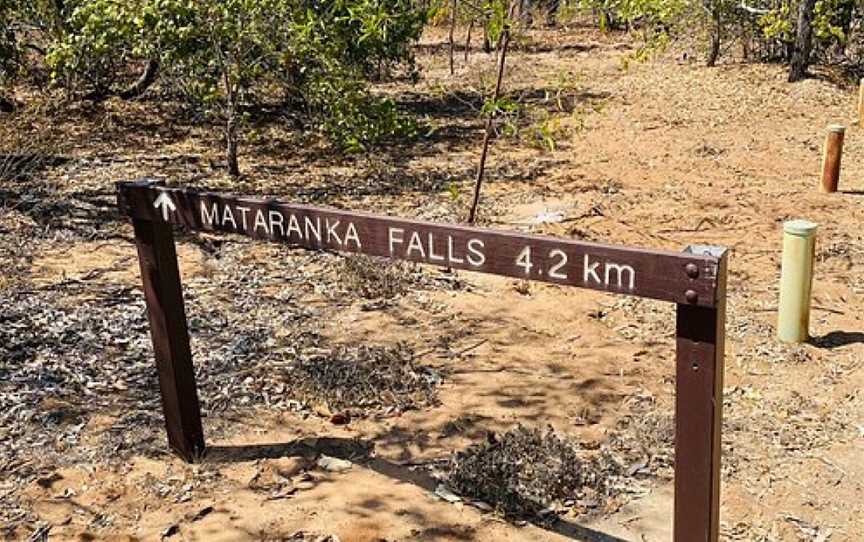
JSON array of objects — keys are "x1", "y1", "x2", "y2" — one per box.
[
  {"x1": 446, "y1": 426, "x2": 626, "y2": 519},
  {"x1": 337, "y1": 254, "x2": 414, "y2": 299},
  {"x1": 446, "y1": 399, "x2": 676, "y2": 521},
  {"x1": 336, "y1": 253, "x2": 467, "y2": 301},
  {"x1": 284, "y1": 343, "x2": 441, "y2": 414},
  {"x1": 608, "y1": 399, "x2": 675, "y2": 477},
  {"x1": 0, "y1": 124, "x2": 65, "y2": 183}
]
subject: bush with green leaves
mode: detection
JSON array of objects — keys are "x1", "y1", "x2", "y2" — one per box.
[
  {"x1": 572, "y1": 0, "x2": 688, "y2": 31},
  {"x1": 757, "y1": 0, "x2": 855, "y2": 59},
  {"x1": 572, "y1": 0, "x2": 864, "y2": 73},
  {"x1": 42, "y1": 0, "x2": 426, "y2": 172},
  {"x1": 0, "y1": 0, "x2": 20, "y2": 89}
]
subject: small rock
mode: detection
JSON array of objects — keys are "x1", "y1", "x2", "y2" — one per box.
[
  {"x1": 627, "y1": 458, "x2": 649, "y2": 476},
  {"x1": 577, "y1": 498, "x2": 599, "y2": 508},
  {"x1": 161, "y1": 524, "x2": 180, "y2": 540},
  {"x1": 267, "y1": 484, "x2": 298, "y2": 500},
  {"x1": 272, "y1": 457, "x2": 312, "y2": 478},
  {"x1": 294, "y1": 479, "x2": 316, "y2": 491},
  {"x1": 469, "y1": 500, "x2": 493, "y2": 512},
  {"x1": 434, "y1": 484, "x2": 461, "y2": 503},
  {"x1": 531, "y1": 210, "x2": 565, "y2": 225},
  {"x1": 538, "y1": 505, "x2": 557, "y2": 517},
  {"x1": 35, "y1": 473, "x2": 63, "y2": 489},
  {"x1": 316, "y1": 455, "x2": 352, "y2": 473},
  {"x1": 187, "y1": 506, "x2": 214, "y2": 522},
  {"x1": 312, "y1": 403, "x2": 332, "y2": 418}
]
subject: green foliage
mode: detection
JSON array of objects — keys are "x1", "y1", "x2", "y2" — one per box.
[
  {"x1": 46, "y1": 0, "x2": 148, "y2": 92},
  {"x1": 759, "y1": 3, "x2": 794, "y2": 41},
  {"x1": 42, "y1": 0, "x2": 426, "y2": 154},
  {"x1": 482, "y1": 95, "x2": 519, "y2": 116},
  {"x1": 617, "y1": 0, "x2": 689, "y2": 26},
  {"x1": 575, "y1": 0, "x2": 689, "y2": 30},
  {"x1": 575, "y1": 0, "x2": 862, "y2": 68},
  {"x1": 484, "y1": 0, "x2": 511, "y2": 43},
  {"x1": 0, "y1": 0, "x2": 17, "y2": 87},
  {"x1": 629, "y1": 25, "x2": 672, "y2": 63},
  {"x1": 524, "y1": 110, "x2": 562, "y2": 151},
  {"x1": 760, "y1": 0, "x2": 851, "y2": 45},
  {"x1": 308, "y1": 73, "x2": 417, "y2": 152},
  {"x1": 813, "y1": 0, "x2": 848, "y2": 41}
]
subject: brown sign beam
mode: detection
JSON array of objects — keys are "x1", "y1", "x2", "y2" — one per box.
[
  {"x1": 118, "y1": 180, "x2": 723, "y2": 308},
  {"x1": 117, "y1": 179, "x2": 727, "y2": 542}
]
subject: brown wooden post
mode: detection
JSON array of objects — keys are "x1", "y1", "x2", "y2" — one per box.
[
  {"x1": 674, "y1": 245, "x2": 727, "y2": 542},
  {"x1": 131, "y1": 212, "x2": 205, "y2": 462},
  {"x1": 821, "y1": 124, "x2": 844, "y2": 193}
]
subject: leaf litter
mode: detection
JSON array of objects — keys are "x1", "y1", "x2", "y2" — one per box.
[{"x1": 0, "y1": 233, "x2": 453, "y2": 536}]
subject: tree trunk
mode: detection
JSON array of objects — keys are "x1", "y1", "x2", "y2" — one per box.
[
  {"x1": 448, "y1": 0, "x2": 457, "y2": 75},
  {"x1": 483, "y1": 22, "x2": 491, "y2": 54},
  {"x1": 226, "y1": 115, "x2": 240, "y2": 177},
  {"x1": 119, "y1": 59, "x2": 159, "y2": 100},
  {"x1": 52, "y1": 0, "x2": 70, "y2": 31},
  {"x1": 467, "y1": 29, "x2": 510, "y2": 225},
  {"x1": 546, "y1": 0, "x2": 560, "y2": 26},
  {"x1": 789, "y1": 0, "x2": 817, "y2": 82},
  {"x1": 706, "y1": 3, "x2": 721, "y2": 67},
  {"x1": 706, "y1": 30, "x2": 720, "y2": 66},
  {"x1": 220, "y1": 54, "x2": 241, "y2": 177},
  {"x1": 465, "y1": 18, "x2": 474, "y2": 63},
  {"x1": 224, "y1": 82, "x2": 240, "y2": 177},
  {"x1": 520, "y1": 0, "x2": 533, "y2": 26}
]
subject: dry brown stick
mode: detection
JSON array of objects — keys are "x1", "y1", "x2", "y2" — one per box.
[
  {"x1": 449, "y1": 339, "x2": 489, "y2": 358},
  {"x1": 465, "y1": 17, "x2": 474, "y2": 63},
  {"x1": 467, "y1": 28, "x2": 510, "y2": 224},
  {"x1": 448, "y1": 0, "x2": 457, "y2": 75}
]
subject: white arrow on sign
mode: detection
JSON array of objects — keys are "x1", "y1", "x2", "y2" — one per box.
[{"x1": 153, "y1": 191, "x2": 177, "y2": 221}]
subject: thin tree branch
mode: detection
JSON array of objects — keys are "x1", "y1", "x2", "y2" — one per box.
[{"x1": 467, "y1": 28, "x2": 510, "y2": 224}]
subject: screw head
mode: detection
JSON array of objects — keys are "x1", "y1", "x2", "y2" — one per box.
[
  {"x1": 685, "y1": 289, "x2": 698, "y2": 303},
  {"x1": 685, "y1": 263, "x2": 699, "y2": 278}
]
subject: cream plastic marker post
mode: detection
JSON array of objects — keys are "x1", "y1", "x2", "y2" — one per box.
[{"x1": 777, "y1": 220, "x2": 818, "y2": 343}]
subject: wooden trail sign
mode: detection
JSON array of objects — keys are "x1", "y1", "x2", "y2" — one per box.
[{"x1": 117, "y1": 179, "x2": 728, "y2": 542}]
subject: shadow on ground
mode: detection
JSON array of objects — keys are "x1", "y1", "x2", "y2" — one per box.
[
  {"x1": 809, "y1": 330, "x2": 864, "y2": 349},
  {"x1": 203, "y1": 435, "x2": 630, "y2": 542}
]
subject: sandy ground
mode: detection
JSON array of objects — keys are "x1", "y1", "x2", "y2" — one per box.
[{"x1": 2, "y1": 23, "x2": 864, "y2": 542}]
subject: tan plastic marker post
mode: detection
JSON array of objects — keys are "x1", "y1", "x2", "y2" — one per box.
[{"x1": 777, "y1": 220, "x2": 818, "y2": 343}]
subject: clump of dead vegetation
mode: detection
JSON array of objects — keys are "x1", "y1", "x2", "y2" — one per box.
[
  {"x1": 445, "y1": 426, "x2": 627, "y2": 520},
  {"x1": 0, "y1": 118, "x2": 67, "y2": 183},
  {"x1": 443, "y1": 395, "x2": 675, "y2": 521},
  {"x1": 337, "y1": 255, "x2": 415, "y2": 299},
  {"x1": 336, "y1": 254, "x2": 465, "y2": 300},
  {"x1": 284, "y1": 344, "x2": 441, "y2": 414},
  {"x1": 607, "y1": 394, "x2": 675, "y2": 478}
]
